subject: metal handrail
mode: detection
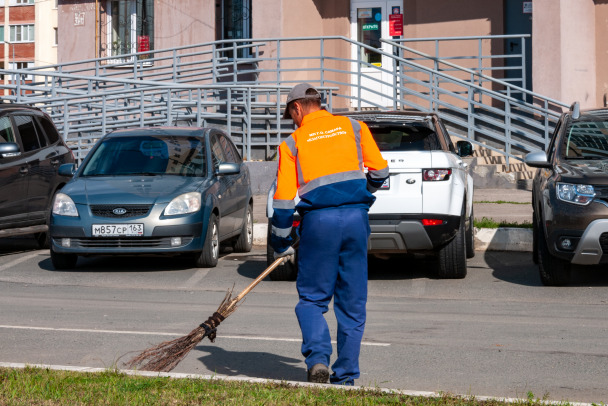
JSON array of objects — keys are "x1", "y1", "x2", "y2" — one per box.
[{"x1": 0, "y1": 35, "x2": 567, "y2": 164}]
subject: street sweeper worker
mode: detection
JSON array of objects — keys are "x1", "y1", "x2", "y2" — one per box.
[{"x1": 270, "y1": 83, "x2": 389, "y2": 385}]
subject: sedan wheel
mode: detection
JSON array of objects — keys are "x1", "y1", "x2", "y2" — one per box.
[
  {"x1": 233, "y1": 204, "x2": 253, "y2": 253},
  {"x1": 195, "y1": 213, "x2": 219, "y2": 268}
]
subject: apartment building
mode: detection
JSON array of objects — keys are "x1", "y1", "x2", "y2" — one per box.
[{"x1": 1, "y1": 0, "x2": 36, "y2": 74}]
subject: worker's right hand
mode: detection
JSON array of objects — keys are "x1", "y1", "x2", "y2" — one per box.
[{"x1": 273, "y1": 246, "x2": 295, "y2": 265}]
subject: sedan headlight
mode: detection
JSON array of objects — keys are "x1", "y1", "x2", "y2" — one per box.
[
  {"x1": 165, "y1": 192, "x2": 201, "y2": 215},
  {"x1": 52, "y1": 193, "x2": 79, "y2": 217},
  {"x1": 556, "y1": 182, "x2": 595, "y2": 205}
]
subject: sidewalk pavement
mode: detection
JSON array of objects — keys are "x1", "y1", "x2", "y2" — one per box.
[{"x1": 251, "y1": 188, "x2": 534, "y2": 252}]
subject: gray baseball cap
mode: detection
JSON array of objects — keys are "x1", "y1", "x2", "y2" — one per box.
[{"x1": 283, "y1": 83, "x2": 321, "y2": 119}]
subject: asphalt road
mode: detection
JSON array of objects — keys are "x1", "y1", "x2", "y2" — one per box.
[{"x1": 0, "y1": 236, "x2": 607, "y2": 403}]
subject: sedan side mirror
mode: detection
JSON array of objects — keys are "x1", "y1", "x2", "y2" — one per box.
[
  {"x1": 58, "y1": 163, "x2": 76, "y2": 177},
  {"x1": 215, "y1": 162, "x2": 241, "y2": 176},
  {"x1": 456, "y1": 140, "x2": 474, "y2": 157},
  {"x1": 0, "y1": 142, "x2": 21, "y2": 158},
  {"x1": 524, "y1": 150, "x2": 551, "y2": 168}
]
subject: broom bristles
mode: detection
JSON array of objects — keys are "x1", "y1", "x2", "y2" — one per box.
[{"x1": 124, "y1": 288, "x2": 240, "y2": 372}]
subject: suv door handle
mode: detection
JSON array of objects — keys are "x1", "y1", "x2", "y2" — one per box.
[
  {"x1": 51, "y1": 159, "x2": 60, "y2": 165},
  {"x1": 20, "y1": 166, "x2": 28, "y2": 174}
]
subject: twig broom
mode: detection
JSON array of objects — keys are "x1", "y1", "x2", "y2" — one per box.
[{"x1": 124, "y1": 253, "x2": 291, "y2": 372}]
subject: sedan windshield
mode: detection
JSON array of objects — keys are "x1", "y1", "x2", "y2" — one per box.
[
  {"x1": 562, "y1": 120, "x2": 608, "y2": 160},
  {"x1": 81, "y1": 135, "x2": 206, "y2": 177}
]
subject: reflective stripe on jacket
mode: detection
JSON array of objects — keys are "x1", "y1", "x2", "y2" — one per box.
[{"x1": 271, "y1": 110, "x2": 389, "y2": 253}]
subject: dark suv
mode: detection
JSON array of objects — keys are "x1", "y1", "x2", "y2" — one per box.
[
  {"x1": 526, "y1": 103, "x2": 608, "y2": 285},
  {"x1": 0, "y1": 104, "x2": 75, "y2": 246}
]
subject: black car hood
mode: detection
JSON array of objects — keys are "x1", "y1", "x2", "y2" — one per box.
[
  {"x1": 556, "y1": 159, "x2": 608, "y2": 184},
  {"x1": 62, "y1": 176, "x2": 210, "y2": 205}
]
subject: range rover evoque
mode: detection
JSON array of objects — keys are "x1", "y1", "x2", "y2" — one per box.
[{"x1": 266, "y1": 110, "x2": 475, "y2": 281}]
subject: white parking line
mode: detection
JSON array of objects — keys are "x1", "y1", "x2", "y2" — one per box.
[
  {"x1": 0, "y1": 324, "x2": 390, "y2": 347},
  {"x1": 0, "y1": 252, "x2": 42, "y2": 272},
  {"x1": 181, "y1": 268, "x2": 210, "y2": 288}
]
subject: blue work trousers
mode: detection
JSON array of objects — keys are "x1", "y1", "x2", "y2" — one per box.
[{"x1": 295, "y1": 206, "x2": 370, "y2": 385}]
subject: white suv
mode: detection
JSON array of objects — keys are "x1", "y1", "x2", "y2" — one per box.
[{"x1": 266, "y1": 110, "x2": 474, "y2": 280}]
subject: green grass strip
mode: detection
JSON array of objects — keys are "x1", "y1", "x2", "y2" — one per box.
[
  {"x1": 473, "y1": 201, "x2": 529, "y2": 205},
  {"x1": 474, "y1": 217, "x2": 532, "y2": 229},
  {"x1": 0, "y1": 366, "x2": 572, "y2": 406}
]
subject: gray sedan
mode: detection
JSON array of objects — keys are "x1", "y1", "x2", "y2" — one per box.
[{"x1": 49, "y1": 127, "x2": 253, "y2": 269}]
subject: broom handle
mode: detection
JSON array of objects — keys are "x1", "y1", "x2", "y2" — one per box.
[{"x1": 234, "y1": 241, "x2": 299, "y2": 303}]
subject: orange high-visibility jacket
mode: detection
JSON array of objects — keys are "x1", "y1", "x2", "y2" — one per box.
[{"x1": 270, "y1": 109, "x2": 388, "y2": 253}]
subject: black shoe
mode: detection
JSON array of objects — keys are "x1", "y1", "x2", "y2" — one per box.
[{"x1": 307, "y1": 363, "x2": 329, "y2": 383}]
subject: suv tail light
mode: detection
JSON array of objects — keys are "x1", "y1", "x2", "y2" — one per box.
[
  {"x1": 422, "y1": 219, "x2": 445, "y2": 226},
  {"x1": 423, "y1": 169, "x2": 451, "y2": 181}
]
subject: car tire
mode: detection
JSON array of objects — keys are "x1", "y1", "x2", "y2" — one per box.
[
  {"x1": 36, "y1": 189, "x2": 59, "y2": 249},
  {"x1": 532, "y1": 210, "x2": 539, "y2": 265},
  {"x1": 195, "y1": 213, "x2": 219, "y2": 268},
  {"x1": 233, "y1": 204, "x2": 253, "y2": 253},
  {"x1": 266, "y1": 219, "x2": 298, "y2": 281},
  {"x1": 465, "y1": 206, "x2": 475, "y2": 259},
  {"x1": 436, "y1": 210, "x2": 467, "y2": 279},
  {"x1": 538, "y1": 224, "x2": 571, "y2": 286},
  {"x1": 50, "y1": 246, "x2": 78, "y2": 270},
  {"x1": 35, "y1": 232, "x2": 49, "y2": 249}
]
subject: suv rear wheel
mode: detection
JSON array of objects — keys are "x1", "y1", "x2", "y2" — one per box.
[
  {"x1": 436, "y1": 207, "x2": 467, "y2": 279},
  {"x1": 465, "y1": 206, "x2": 475, "y2": 259}
]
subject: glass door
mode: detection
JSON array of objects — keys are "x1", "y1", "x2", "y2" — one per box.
[{"x1": 350, "y1": 0, "x2": 403, "y2": 108}]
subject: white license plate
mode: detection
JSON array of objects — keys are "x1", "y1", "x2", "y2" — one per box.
[{"x1": 92, "y1": 224, "x2": 144, "y2": 237}]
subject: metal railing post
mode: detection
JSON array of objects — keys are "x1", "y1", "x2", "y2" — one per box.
[
  {"x1": 320, "y1": 38, "x2": 325, "y2": 87},
  {"x1": 505, "y1": 87, "x2": 512, "y2": 167},
  {"x1": 246, "y1": 87, "x2": 252, "y2": 160},
  {"x1": 166, "y1": 89, "x2": 173, "y2": 125}
]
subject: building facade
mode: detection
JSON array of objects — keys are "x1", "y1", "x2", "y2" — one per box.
[
  {"x1": 55, "y1": 0, "x2": 608, "y2": 109},
  {"x1": 35, "y1": 0, "x2": 58, "y2": 67},
  {"x1": 1, "y1": 0, "x2": 36, "y2": 74}
]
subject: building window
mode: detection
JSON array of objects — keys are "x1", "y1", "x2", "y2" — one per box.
[
  {"x1": 103, "y1": 0, "x2": 154, "y2": 61},
  {"x1": 9, "y1": 62, "x2": 34, "y2": 80},
  {"x1": 12, "y1": 0, "x2": 35, "y2": 4},
  {"x1": 216, "y1": 0, "x2": 252, "y2": 58},
  {"x1": 0, "y1": 26, "x2": 4, "y2": 43},
  {"x1": 54, "y1": 28, "x2": 58, "y2": 46},
  {"x1": 10, "y1": 25, "x2": 35, "y2": 43}
]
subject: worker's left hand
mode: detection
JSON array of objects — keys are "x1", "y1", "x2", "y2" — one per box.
[{"x1": 273, "y1": 246, "x2": 295, "y2": 265}]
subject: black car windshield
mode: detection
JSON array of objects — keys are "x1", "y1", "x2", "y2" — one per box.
[
  {"x1": 562, "y1": 120, "x2": 608, "y2": 160},
  {"x1": 368, "y1": 124, "x2": 441, "y2": 151},
  {"x1": 81, "y1": 135, "x2": 206, "y2": 177}
]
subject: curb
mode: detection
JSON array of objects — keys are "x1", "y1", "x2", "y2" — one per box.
[{"x1": 254, "y1": 224, "x2": 533, "y2": 252}]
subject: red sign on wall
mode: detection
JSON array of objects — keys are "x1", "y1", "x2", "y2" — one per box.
[
  {"x1": 389, "y1": 14, "x2": 403, "y2": 36},
  {"x1": 138, "y1": 36, "x2": 150, "y2": 52}
]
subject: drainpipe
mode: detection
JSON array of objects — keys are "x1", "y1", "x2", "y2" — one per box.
[{"x1": 95, "y1": 0, "x2": 99, "y2": 58}]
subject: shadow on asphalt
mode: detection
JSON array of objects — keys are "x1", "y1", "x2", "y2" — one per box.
[
  {"x1": 0, "y1": 236, "x2": 41, "y2": 256},
  {"x1": 195, "y1": 345, "x2": 304, "y2": 382},
  {"x1": 484, "y1": 250, "x2": 608, "y2": 287},
  {"x1": 233, "y1": 253, "x2": 443, "y2": 282},
  {"x1": 37, "y1": 255, "x2": 199, "y2": 273}
]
